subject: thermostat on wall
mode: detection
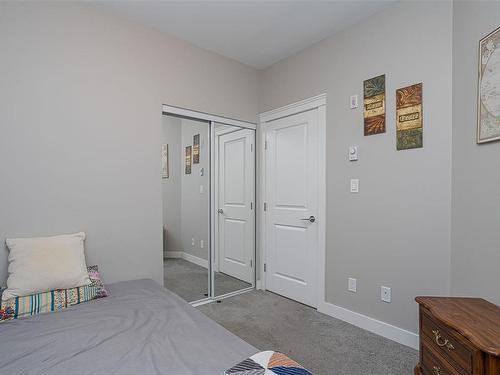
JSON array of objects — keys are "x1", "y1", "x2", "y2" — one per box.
[{"x1": 349, "y1": 145, "x2": 359, "y2": 161}]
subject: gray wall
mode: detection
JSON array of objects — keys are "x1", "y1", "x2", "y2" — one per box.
[
  {"x1": 261, "y1": 1, "x2": 453, "y2": 332},
  {"x1": 0, "y1": 2, "x2": 259, "y2": 285},
  {"x1": 451, "y1": 1, "x2": 500, "y2": 305},
  {"x1": 161, "y1": 117, "x2": 210, "y2": 262},
  {"x1": 180, "y1": 119, "x2": 210, "y2": 261},
  {"x1": 162, "y1": 116, "x2": 183, "y2": 254}
]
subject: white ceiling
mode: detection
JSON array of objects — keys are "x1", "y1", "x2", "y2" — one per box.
[{"x1": 97, "y1": 1, "x2": 395, "y2": 70}]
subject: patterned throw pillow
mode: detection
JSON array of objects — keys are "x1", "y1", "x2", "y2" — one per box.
[
  {"x1": 0, "y1": 265, "x2": 107, "y2": 323},
  {"x1": 86, "y1": 265, "x2": 108, "y2": 298},
  {"x1": 223, "y1": 351, "x2": 313, "y2": 375}
]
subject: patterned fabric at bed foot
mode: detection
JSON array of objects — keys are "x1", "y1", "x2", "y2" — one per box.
[
  {"x1": 0, "y1": 265, "x2": 107, "y2": 323},
  {"x1": 223, "y1": 351, "x2": 314, "y2": 375}
]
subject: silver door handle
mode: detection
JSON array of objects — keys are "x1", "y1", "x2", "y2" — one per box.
[
  {"x1": 217, "y1": 209, "x2": 224, "y2": 214},
  {"x1": 301, "y1": 216, "x2": 316, "y2": 223}
]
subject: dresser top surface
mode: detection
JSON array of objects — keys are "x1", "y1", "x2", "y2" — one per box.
[{"x1": 416, "y1": 296, "x2": 500, "y2": 356}]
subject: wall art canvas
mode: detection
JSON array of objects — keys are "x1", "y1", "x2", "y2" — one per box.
[
  {"x1": 363, "y1": 74, "x2": 386, "y2": 136},
  {"x1": 185, "y1": 146, "x2": 192, "y2": 174},
  {"x1": 161, "y1": 144, "x2": 169, "y2": 179},
  {"x1": 193, "y1": 134, "x2": 200, "y2": 164},
  {"x1": 396, "y1": 83, "x2": 423, "y2": 150},
  {"x1": 478, "y1": 26, "x2": 500, "y2": 143}
]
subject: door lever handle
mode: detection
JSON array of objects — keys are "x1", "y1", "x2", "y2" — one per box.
[
  {"x1": 217, "y1": 208, "x2": 224, "y2": 214},
  {"x1": 301, "y1": 216, "x2": 316, "y2": 223}
]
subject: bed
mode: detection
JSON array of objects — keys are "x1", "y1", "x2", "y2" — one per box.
[{"x1": 0, "y1": 279, "x2": 258, "y2": 374}]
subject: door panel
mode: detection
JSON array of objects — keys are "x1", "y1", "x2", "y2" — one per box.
[
  {"x1": 223, "y1": 218, "x2": 246, "y2": 266},
  {"x1": 275, "y1": 122, "x2": 308, "y2": 208},
  {"x1": 218, "y1": 129, "x2": 254, "y2": 284},
  {"x1": 265, "y1": 109, "x2": 319, "y2": 307}
]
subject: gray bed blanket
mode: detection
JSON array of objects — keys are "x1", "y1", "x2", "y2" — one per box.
[{"x1": 0, "y1": 279, "x2": 257, "y2": 374}]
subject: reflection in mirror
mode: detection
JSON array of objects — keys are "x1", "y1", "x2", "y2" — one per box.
[
  {"x1": 213, "y1": 124, "x2": 255, "y2": 297},
  {"x1": 162, "y1": 114, "x2": 210, "y2": 303}
]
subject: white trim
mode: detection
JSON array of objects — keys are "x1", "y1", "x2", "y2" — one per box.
[
  {"x1": 192, "y1": 286, "x2": 254, "y2": 307},
  {"x1": 255, "y1": 123, "x2": 266, "y2": 290},
  {"x1": 318, "y1": 301, "x2": 419, "y2": 350},
  {"x1": 164, "y1": 251, "x2": 209, "y2": 269},
  {"x1": 182, "y1": 252, "x2": 209, "y2": 269},
  {"x1": 162, "y1": 104, "x2": 256, "y2": 130},
  {"x1": 191, "y1": 299, "x2": 214, "y2": 308},
  {"x1": 256, "y1": 280, "x2": 262, "y2": 290},
  {"x1": 164, "y1": 251, "x2": 183, "y2": 259},
  {"x1": 259, "y1": 93, "x2": 327, "y2": 123},
  {"x1": 258, "y1": 93, "x2": 327, "y2": 307},
  {"x1": 316, "y1": 104, "x2": 326, "y2": 306},
  {"x1": 210, "y1": 122, "x2": 217, "y2": 297},
  {"x1": 210, "y1": 123, "x2": 219, "y2": 275}
]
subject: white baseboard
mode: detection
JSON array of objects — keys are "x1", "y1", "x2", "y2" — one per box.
[
  {"x1": 164, "y1": 251, "x2": 183, "y2": 258},
  {"x1": 318, "y1": 301, "x2": 419, "y2": 350},
  {"x1": 164, "y1": 251, "x2": 208, "y2": 269},
  {"x1": 181, "y1": 252, "x2": 209, "y2": 269}
]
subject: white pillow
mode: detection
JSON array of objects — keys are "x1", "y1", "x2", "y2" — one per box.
[{"x1": 2, "y1": 232, "x2": 91, "y2": 300}]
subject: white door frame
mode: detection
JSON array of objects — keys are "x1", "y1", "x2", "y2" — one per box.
[
  {"x1": 257, "y1": 93, "x2": 326, "y2": 308},
  {"x1": 162, "y1": 104, "x2": 257, "y2": 130}
]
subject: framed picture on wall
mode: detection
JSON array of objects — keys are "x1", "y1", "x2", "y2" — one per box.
[
  {"x1": 185, "y1": 146, "x2": 192, "y2": 174},
  {"x1": 161, "y1": 144, "x2": 169, "y2": 179},
  {"x1": 363, "y1": 74, "x2": 386, "y2": 136},
  {"x1": 193, "y1": 134, "x2": 200, "y2": 164},
  {"x1": 477, "y1": 26, "x2": 500, "y2": 144},
  {"x1": 396, "y1": 83, "x2": 423, "y2": 150}
]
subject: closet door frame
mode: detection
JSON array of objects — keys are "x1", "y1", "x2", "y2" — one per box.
[{"x1": 162, "y1": 104, "x2": 256, "y2": 306}]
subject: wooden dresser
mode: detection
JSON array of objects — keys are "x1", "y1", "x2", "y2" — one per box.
[{"x1": 415, "y1": 297, "x2": 500, "y2": 375}]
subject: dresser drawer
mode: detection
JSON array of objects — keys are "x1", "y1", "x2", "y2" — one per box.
[
  {"x1": 422, "y1": 312, "x2": 474, "y2": 374},
  {"x1": 421, "y1": 342, "x2": 462, "y2": 375}
]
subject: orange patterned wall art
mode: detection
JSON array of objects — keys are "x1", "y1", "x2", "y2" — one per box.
[
  {"x1": 363, "y1": 74, "x2": 386, "y2": 136},
  {"x1": 396, "y1": 83, "x2": 423, "y2": 150}
]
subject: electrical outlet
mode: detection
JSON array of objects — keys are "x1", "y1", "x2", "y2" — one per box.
[
  {"x1": 381, "y1": 286, "x2": 391, "y2": 303},
  {"x1": 200, "y1": 240, "x2": 204, "y2": 248},
  {"x1": 191, "y1": 238, "x2": 195, "y2": 247},
  {"x1": 348, "y1": 277, "x2": 357, "y2": 293}
]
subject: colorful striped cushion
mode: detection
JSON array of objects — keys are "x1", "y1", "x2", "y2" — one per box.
[
  {"x1": 223, "y1": 351, "x2": 314, "y2": 375},
  {"x1": 0, "y1": 265, "x2": 107, "y2": 323}
]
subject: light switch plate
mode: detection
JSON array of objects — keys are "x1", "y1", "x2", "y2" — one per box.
[
  {"x1": 349, "y1": 145, "x2": 359, "y2": 161},
  {"x1": 350, "y1": 95, "x2": 358, "y2": 109},
  {"x1": 348, "y1": 277, "x2": 357, "y2": 293},
  {"x1": 350, "y1": 179, "x2": 359, "y2": 193},
  {"x1": 381, "y1": 286, "x2": 391, "y2": 303}
]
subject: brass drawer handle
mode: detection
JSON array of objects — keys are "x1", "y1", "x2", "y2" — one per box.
[
  {"x1": 432, "y1": 329, "x2": 455, "y2": 351},
  {"x1": 433, "y1": 365, "x2": 444, "y2": 375}
]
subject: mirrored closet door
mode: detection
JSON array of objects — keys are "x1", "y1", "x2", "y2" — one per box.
[
  {"x1": 212, "y1": 123, "x2": 255, "y2": 298},
  {"x1": 162, "y1": 111, "x2": 255, "y2": 304},
  {"x1": 162, "y1": 114, "x2": 210, "y2": 303}
]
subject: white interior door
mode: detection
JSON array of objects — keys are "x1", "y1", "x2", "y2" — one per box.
[
  {"x1": 264, "y1": 109, "x2": 319, "y2": 307},
  {"x1": 218, "y1": 129, "x2": 254, "y2": 284}
]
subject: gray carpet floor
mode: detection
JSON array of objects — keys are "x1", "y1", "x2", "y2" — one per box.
[
  {"x1": 198, "y1": 290, "x2": 418, "y2": 375},
  {"x1": 164, "y1": 258, "x2": 251, "y2": 302}
]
